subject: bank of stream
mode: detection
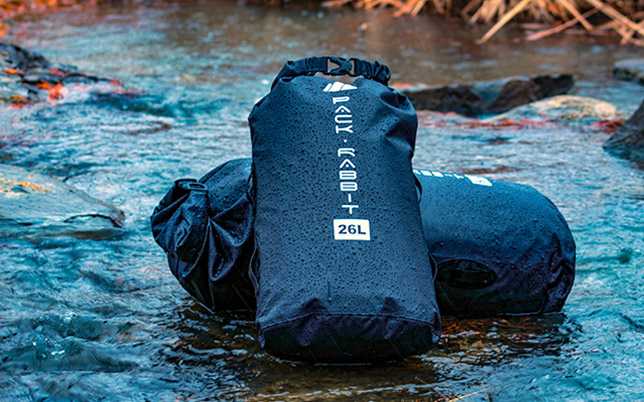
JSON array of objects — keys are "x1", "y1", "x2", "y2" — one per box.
[{"x1": 1, "y1": 1, "x2": 644, "y2": 401}]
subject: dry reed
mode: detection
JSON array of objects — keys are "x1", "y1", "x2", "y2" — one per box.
[{"x1": 321, "y1": 0, "x2": 644, "y2": 45}]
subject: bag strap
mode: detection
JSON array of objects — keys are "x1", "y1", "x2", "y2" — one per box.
[{"x1": 271, "y1": 56, "x2": 391, "y2": 88}]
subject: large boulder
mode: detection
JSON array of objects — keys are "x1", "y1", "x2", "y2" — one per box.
[
  {"x1": 603, "y1": 99, "x2": 644, "y2": 162},
  {"x1": 484, "y1": 95, "x2": 624, "y2": 124},
  {"x1": 613, "y1": 59, "x2": 644, "y2": 85},
  {"x1": 0, "y1": 164, "x2": 125, "y2": 238},
  {"x1": 400, "y1": 74, "x2": 574, "y2": 117}
]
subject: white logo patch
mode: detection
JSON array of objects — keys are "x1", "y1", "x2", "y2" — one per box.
[
  {"x1": 465, "y1": 175, "x2": 492, "y2": 186},
  {"x1": 323, "y1": 82, "x2": 357, "y2": 92}
]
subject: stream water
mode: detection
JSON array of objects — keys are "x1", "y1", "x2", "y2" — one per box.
[{"x1": 1, "y1": 1, "x2": 644, "y2": 400}]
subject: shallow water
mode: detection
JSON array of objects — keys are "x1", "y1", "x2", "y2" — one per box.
[{"x1": 1, "y1": 1, "x2": 644, "y2": 400}]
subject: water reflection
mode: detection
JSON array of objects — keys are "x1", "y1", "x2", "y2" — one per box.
[{"x1": 163, "y1": 306, "x2": 578, "y2": 401}]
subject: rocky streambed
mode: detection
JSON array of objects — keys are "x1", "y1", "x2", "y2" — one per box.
[{"x1": 1, "y1": 2, "x2": 644, "y2": 401}]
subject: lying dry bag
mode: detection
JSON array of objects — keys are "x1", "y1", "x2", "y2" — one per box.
[
  {"x1": 248, "y1": 56, "x2": 441, "y2": 363},
  {"x1": 414, "y1": 168, "x2": 575, "y2": 317},
  {"x1": 150, "y1": 159, "x2": 255, "y2": 312}
]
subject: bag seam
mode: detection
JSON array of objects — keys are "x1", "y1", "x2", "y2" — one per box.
[{"x1": 261, "y1": 311, "x2": 439, "y2": 332}]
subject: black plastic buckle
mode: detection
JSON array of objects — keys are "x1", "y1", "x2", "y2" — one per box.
[{"x1": 326, "y1": 56, "x2": 357, "y2": 76}]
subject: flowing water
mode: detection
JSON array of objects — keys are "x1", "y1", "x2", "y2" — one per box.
[{"x1": 1, "y1": 1, "x2": 644, "y2": 400}]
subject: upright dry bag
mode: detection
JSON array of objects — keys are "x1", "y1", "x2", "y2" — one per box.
[{"x1": 248, "y1": 56, "x2": 441, "y2": 362}]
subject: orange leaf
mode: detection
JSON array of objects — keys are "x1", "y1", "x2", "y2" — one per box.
[
  {"x1": 48, "y1": 68, "x2": 67, "y2": 76},
  {"x1": 36, "y1": 81, "x2": 54, "y2": 90},
  {"x1": 10, "y1": 94, "x2": 32, "y2": 108},
  {"x1": 48, "y1": 82, "x2": 67, "y2": 101},
  {"x1": 3, "y1": 68, "x2": 22, "y2": 75}
]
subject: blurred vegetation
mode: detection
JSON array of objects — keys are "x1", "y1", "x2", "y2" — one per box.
[
  {"x1": 322, "y1": 0, "x2": 644, "y2": 44},
  {"x1": 1, "y1": 0, "x2": 643, "y2": 44},
  {"x1": 0, "y1": 0, "x2": 98, "y2": 35}
]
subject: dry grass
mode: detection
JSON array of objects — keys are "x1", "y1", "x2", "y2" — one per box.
[{"x1": 322, "y1": 0, "x2": 644, "y2": 44}]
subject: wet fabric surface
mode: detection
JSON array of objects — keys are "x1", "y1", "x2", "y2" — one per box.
[{"x1": 248, "y1": 58, "x2": 439, "y2": 362}]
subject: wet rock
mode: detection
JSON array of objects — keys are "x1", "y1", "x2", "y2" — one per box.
[
  {"x1": 604, "y1": 98, "x2": 644, "y2": 162},
  {"x1": 613, "y1": 59, "x2": 644, "y2": 85},
  {"x1": 1, "y1": 42, "x2": 186, "y2": 118},
  {"x1": 485, "y1": 95, "x2": 624, "y2": 124},
  {"x1": 400, "y1": 74, "x2": 574, "y2": 117},
  {"x1": 0, "y1": 42, "x2": 102, "y2": 84},
  {"x1": 0, "y1": 164, "x2": 125, "y2": 237},
  {"x1": 0, "y1": 42, "x2": 122, "y2": 107},
  {"x1": 0, "y1": 42, "x2": 50, "y2": 71}
]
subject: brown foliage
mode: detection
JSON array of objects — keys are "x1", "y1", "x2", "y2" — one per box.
[
  {"x1": 2, "y1": 0, "x2": 644, "y2": 44},
  {"x1": 322, "y1": 0, "x2": 644, "y2": 44},
  {"x1": 0, "y1": 0, "x2": 98, "y2": 36}
]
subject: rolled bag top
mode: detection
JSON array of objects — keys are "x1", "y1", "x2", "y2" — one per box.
[
  {"x1": 151, "y1": 158, "x2": 575, "y2": 318},
  {"x1": 150, "y1": 159, "x2": 255, "y2": 312},
  {"x1": 270, "y1": 56, "x2": 391, "y2": 88}
]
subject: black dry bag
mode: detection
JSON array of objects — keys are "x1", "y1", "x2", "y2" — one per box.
[
  {"x1": 150, "y1": 159, "x2": 255, "y2": 312},
  {"x1": 414, "y1": 168, "x2": 576, "y2": 317},
  {"x1": 151, "y1": 159, "x2": 575, "y2": 318},
  {"x1": 248, "y1": 56, "x2": 441, "y2": 362}
]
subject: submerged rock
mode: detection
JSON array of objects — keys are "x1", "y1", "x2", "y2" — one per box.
[
  {"x1": 485, "y1": 95, "x2": 624, "y2": 124},
  {"x1": 88, "y1": 92, "x2": 177, "y2": 118},
  {"x1": 613, "y1": 59, "x2": 644, "y2": 85},
  {"x1": 400, "y1": 74, "x2": 574, "y2": 117},
  {"x1": 604, "y1": 99, "x2": 644, "y2": 162},
  {"x1": 0, "y1": 164, "x2": 125, "y2": 237}
]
